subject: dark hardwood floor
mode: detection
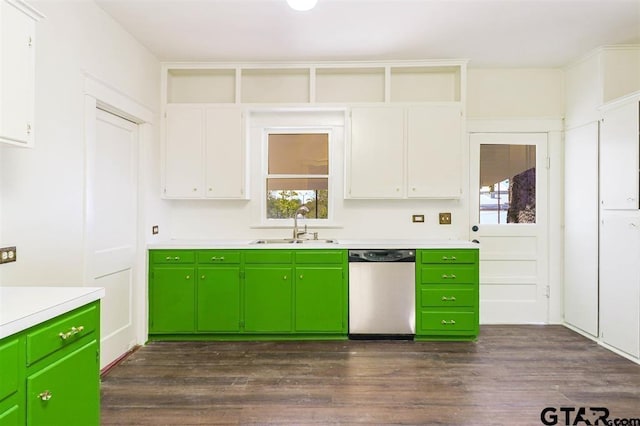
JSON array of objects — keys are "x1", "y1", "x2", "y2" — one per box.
[{"x1": 100, "y1": 326, "x2": 640, "y2": 425}]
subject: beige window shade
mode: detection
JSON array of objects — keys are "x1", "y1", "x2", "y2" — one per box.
[
  {"x1": 267, "y1": 178, "x2": 328, "y2": 191},
  {"x1": 480, "y1": 144, "x2": 535, "y2": 187},
  {"x1": 268, "y1": 134, "x2": 328, "y2": 175}
]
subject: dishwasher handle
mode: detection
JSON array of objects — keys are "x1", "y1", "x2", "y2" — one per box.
[{"x1": 348, "y1": 249, "x2": 415, "y2": 262}]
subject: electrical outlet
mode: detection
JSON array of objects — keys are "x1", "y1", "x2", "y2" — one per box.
[
  {"x1": 152, "y1": 225, "x2": 159, "y2": 235},
  {"x1": 0, "y1": 246, "x2": 17, "y2": 264},
  {"x1": 412, "y1": 214, "x2": 425, "y2": 223},
  {"x1": 439, "y1": 212, "x2": 452, "y2": 225}
]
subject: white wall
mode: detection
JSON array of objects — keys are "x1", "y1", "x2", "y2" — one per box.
[
  {"x1": 467, "y1": 68, "x2": 564, "y2": 118},
  {"x1": 0, "y1": 1, "x2": 162, "y2": 285}
]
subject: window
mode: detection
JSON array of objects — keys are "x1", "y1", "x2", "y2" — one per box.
[
  {"x1": 266, "y1": 133, "x2": 329, "y2": 220},
  {"x1": 479, "y1": 144, "x2": 536, "y2": 224}
]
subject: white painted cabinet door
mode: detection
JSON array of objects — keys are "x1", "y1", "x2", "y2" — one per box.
[
  {"x1": 0, "y1": 1, "x2": 36, "y2": 146},
  {"x1": 407, "y1": 105, "x2": 462, "y2": 198},
  {"x1": 599, "y1": 210, "x2": 640, "y2": 358},
  {"x1": 164, "y1": 105, "x2": 204, "y2": 198},
  {"x1": 600, "y1": 99, "x2": 639, "y2": 210},
  {"x1": 348, "y1": 107, "x2": 404, "y2": 198},
  {"x1": 204, "y1": 108, "x2": 245, "y2": 199}
]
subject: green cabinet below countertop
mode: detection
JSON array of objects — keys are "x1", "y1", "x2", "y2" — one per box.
[{"x1": 148, "y1": 249, "x2": 348, "y2": 340}]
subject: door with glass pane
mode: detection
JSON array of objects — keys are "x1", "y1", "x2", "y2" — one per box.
[{"x1": 469, "y1": 133, "x2": 549, "y2": 323}]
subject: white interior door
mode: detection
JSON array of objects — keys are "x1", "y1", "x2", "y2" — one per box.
[
  {"x1": 469, "y1": 133, "x2": 549, "y2": 323},
  {"x1": 87, "y1": 108, "x2": 138, "y2": 369}
]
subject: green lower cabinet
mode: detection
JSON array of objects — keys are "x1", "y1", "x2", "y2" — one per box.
[
  {"x1": 150, "y1": 267, "x2": 196, "y2": 332},
  {"x1": 0, "y1": 302, "x2": 100, "y2": 426},
  {"x1": 26, "y1": 340, "x2": 99, "y2": 426},
  {"x1": 197, "y1": 267, "x2": 241, "y2": 332},
  {"x1": 416, "y1": 249, "x2": 479, "y2": 341},
  {"x1": 295, "y1": 267, "x2": 345, "y2": 332},
  {"x1": 244, "y1": 267, "x2": 293, "y2": 333},
  {"x1": 147, "y1": 248, "x2": 348, "y2": 340}
]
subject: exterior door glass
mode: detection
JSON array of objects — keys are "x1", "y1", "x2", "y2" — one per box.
[{"x1": 479, "y1": 144, "x2": 536, "y2": 224}]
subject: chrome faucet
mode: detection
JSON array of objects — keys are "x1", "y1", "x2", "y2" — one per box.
[{"x1": 293, "y1": 205, "x2": 310, "y2": 239}]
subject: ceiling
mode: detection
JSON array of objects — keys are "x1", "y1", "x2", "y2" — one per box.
[{"x1": 94, "y1": 0, "x2": 640, "y2": 67}]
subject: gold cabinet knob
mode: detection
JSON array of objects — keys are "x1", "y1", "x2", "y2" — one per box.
[{"x1": 37, "y1": 391, "x2": 52, "y2": 401}]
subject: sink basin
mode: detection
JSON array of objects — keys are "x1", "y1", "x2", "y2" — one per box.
[{"x1": 251, "y1": 238, "x2": 339, "y2": 245}]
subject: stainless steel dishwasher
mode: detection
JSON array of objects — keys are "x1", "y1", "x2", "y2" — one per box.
[{"x1": 348, "y1": 249, "x2": 416, "y2": 338}]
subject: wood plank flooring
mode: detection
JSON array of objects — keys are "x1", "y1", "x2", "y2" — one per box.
[{"x1": 100, "y1": 326, "x2": 640, "y2": 425}]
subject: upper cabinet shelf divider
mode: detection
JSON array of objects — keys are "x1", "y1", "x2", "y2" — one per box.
[{"x1": 162, "y1": 60, "x2": 467, "y2": 106}]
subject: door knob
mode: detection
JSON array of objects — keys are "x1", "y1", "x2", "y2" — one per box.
[{"x1": 472, "y1": 225, "x2": 479, "y2": 232}]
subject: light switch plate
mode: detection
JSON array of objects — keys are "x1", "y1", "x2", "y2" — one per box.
[
  {"x1": 412, "y1": 214, "x2": 425, "y2": 223},
  {"x1": 152, "y1": 225, "x2": 159, "y2": 235}
]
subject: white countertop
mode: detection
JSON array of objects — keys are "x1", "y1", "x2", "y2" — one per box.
[
  {"x1": 148, "y1": 239, "x2": 479, "y2": 250},
  {"x1": 0, "y1": 286, "x2": 105, "y2": 340}
]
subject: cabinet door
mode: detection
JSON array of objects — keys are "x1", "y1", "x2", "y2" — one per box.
[
  {"x1": 205, "y1": 108, "x2": 246, "y2": 199},
  {"x1": 600, "y1": 100, "x2": 639, "y2": 210},
  {"x1": 164, "y1": 105, "x2": 204, "y2": 198},
  {"x1": 599, "y1": 211, "x2": 640, "y2": 358},
  {"x1": 348, "y1": 107, "x2": 404, "y2": 198},
  {"x1": 197, "y1": 267, "x2": 241, "y2": 332},
  {"x1": 27, "y1": 340, "x2": 99, "y2": 426},
  {"x1": 150, "y1": 267, "x2": 196, "y2": 332},
  {"x1": 295, "y1": 267, "x2": 345, "y2": 332},
  {"x1": 244, "y1": 267, "x2": 293, "y2": 332},
  {"x1": 407, "y1": 105, "x2": 462, "y2": 198},
  {"x1": 0, "y1": 1, "x2": 36, "y2": 146}
]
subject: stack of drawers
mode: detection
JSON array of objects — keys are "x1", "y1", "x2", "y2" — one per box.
[{"x1": 416, "y1": 249, "x2": 479, "y2": 341}]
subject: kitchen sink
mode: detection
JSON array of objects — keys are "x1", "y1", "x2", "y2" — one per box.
[{"x1": 251, "y1": 238, "x2": 339, "y2": 245}]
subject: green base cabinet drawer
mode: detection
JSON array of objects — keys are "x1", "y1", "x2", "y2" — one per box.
[
  {"x1": 244, "y1": 250, "x2": 293, "y2": 264},
  {"x1": 197, "y1": 250, "x2": 240, "y2": 264},
  {"x1": 151, "y1": 250, "x2": 195, "y2": 264},
  {"x1": 421, "y1": 250, "x2": 477, "y2": 264},
  {"x1": 419, "y1": 311, "x2": 476, "y2": 332},
  {"x1": 295, "y1": 250, "x2": 344, "y2": 264},
  {"x1": 420, "y1": 288, "x2": 475, "y2": 307},
  {"x1": 26, "y1": 340, "x2": 99, "y2": 426},
  {"x1": 420, "y1": 265, "x2": 477, "y2": 284},
  {"x1": 26, "y1": 305, "x2": 98, "y2": 365}
]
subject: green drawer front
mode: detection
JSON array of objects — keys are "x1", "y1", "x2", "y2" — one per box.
[
  {"x1": 420, "y1": 311, "x2": 475, "y2": 332},
  {"x1": 420, "y1": 265, "x2": 477, "y2": 284},
  {"x1": 295, "y1": 250, "x2": 344, "y2": 264},
  {"x1": 0, "y1": 338, "x2": 19, "y2": 402},
  {"x1": 420, "y1": 288, "x2": 475, "y2": 307},
  {"x1": 420, "y1": 250, "x2": 477, "y2": 264},
  {"x1": 197, "y1": 250, "x2": 241, "y2": 264},
  {"x1": 151, "y1": 250, "x2": 195, "y2": 264},
  {"x1": 26, "y1": 304, "x2": 99, "y2": 365},
  {"x1": 244, "y1": 250, "x2": 293, "y2": 264}
]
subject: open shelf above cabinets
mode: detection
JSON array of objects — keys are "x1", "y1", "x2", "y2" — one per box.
[{"x1": 162, "y1": 61, "x2": 467, "y2": 106}]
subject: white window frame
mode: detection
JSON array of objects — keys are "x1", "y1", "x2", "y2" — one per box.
[{"x1": 261, "y1": 127, "x2": 335, "y2": 227}]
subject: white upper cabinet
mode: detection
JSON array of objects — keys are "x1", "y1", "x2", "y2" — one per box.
[
  {"x1": 163, "y1": 105, "x2": 246, "y2": 199},
  {"x1": 348, "y1": 107, "x2": 405, "y2": 198},
  {"x1": 407, "y1": 105, "x2": 462, "y2": 198},
  {"x1": 0, "y1": 0, "x2": 43, "y2": 147},
  {"x1": 600, "y1": 93, "x2": 640, "y2": 210},
  {"x1": 164, "y1": 105, "x2": 204, "y2": 198},
  {"x1": 348, "y1": 105, "x2": 463, "y2": 199},
  {"x1": 204, "y1": 108, "x2": 245, "y2": 199}
]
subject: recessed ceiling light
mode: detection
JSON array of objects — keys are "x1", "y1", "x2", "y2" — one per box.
[{"x1": 286, "y1": 0, "x2": 318, "y2": 12}]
